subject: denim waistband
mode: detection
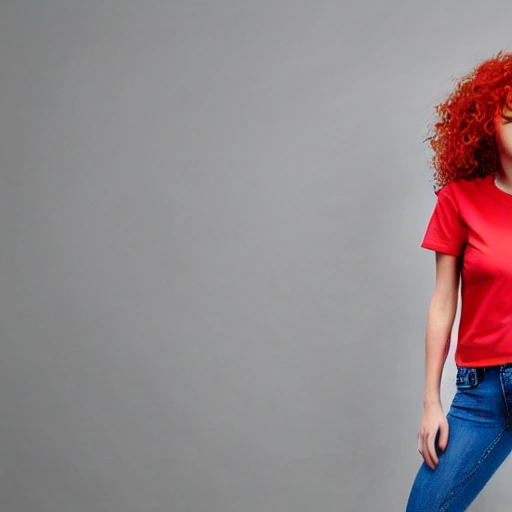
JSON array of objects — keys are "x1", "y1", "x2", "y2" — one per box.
[{"x1": 456, "y1": 363, "x2": 512, "y2": 388}]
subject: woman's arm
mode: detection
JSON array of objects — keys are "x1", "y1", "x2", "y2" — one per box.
[{"x1": 418, "y1": 252, "x2": 460, "y2": 470}]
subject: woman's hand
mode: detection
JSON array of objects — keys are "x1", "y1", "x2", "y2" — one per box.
[{"x1": 417, "y1": 403, "x2": 449, "y2": 470}]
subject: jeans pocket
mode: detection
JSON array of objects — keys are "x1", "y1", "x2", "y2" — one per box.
[{"x1": 455, "y1": 366, "x2": 482, "y2": 389}]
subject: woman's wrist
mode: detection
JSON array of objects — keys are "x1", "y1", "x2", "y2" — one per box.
[{"x1": 423, "y1": 397, "x2": 442, "y2": 408}]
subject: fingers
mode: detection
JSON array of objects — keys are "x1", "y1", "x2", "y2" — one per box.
[
  {"x1": 417, "y1": 410, "x2": 450, "y2": 470},
  {"x1": 427, "y1": 430, "x2": 439, "y2": 468},
  {"x1": 418, "y1": 428, "x2": 443, "y2": 470},
  {"x1": 438, "y1": 420, "x2": 449, "y2": 452},
  {"x1": 418, "y1": 430, "x2": 433, "y2": 469}
]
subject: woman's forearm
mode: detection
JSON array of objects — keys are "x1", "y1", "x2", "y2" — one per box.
[{"x1": 423, "y1": 295, "x2": 458, "y2": 408}]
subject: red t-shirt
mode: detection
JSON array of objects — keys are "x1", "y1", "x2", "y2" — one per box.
[{"x1": 421, "y1": 174, "x2": 512, "y2": 367}]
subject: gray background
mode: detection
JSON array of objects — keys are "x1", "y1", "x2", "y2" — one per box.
[{"x1": 1, "y1": 1, "x2": 511, "y2": 511}]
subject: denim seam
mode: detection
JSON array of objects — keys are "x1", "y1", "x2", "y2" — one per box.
[
  {"x1": 499, "y1": 369, "x2": 511, "y2": 426},
  {"x1": 438, "y1": 425, "x2": 508, "y2": 511}
]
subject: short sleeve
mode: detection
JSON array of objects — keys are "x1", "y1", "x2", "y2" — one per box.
[{"x1": 420, "y1": 185, "x2": 468, "y2": 257}]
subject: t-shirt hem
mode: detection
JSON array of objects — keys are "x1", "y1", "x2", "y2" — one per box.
[{"x1": 455, "y1": 356, "x2": 512, "y2": 367}]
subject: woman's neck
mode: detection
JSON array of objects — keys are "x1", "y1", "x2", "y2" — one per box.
[{"x1": 495, "y1": 168, "x2": 512, "y2": 194}]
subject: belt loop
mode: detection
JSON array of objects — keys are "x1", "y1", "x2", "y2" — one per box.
[{"x1": 456, "y1": 366, "x2": 484, "y2": 388}]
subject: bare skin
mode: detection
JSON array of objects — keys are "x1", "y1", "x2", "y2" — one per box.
[
  {"x1": 417, "y1": 105, "x2": 512, "y2": 470},
  {"x1": 417, "y1": 253, "x2": 460, "y2": 470}
]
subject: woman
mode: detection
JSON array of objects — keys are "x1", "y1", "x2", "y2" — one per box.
[{"x1": 406, "y1": 51, "x2": 512, "y2": 511}]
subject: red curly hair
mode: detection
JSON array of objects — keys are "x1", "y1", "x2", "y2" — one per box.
[{"x1": 428, "y1": 51, "x2": 512, "y2": 188}]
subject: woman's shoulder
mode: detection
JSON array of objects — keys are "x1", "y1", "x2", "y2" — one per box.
[{"x1": 435, "y1": 175, "x2": 491, "y2": 198}]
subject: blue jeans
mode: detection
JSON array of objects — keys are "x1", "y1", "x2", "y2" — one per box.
[{"x1": 406, "y1": 365, "x2": 512, "y2": 511}]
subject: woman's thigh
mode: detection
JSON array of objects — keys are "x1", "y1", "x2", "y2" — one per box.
[{"x1": 406, "y1": 368, "x2": 512, "y2": 512}]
